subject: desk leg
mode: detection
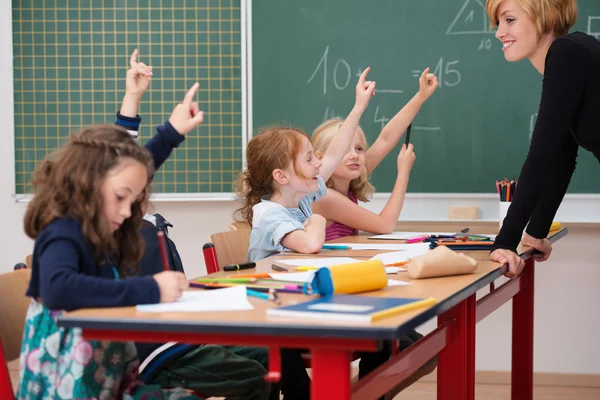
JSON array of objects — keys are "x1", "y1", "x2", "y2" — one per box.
[
  {"x1": 437, "y1": 295, "x2": 476, "y2": 400},
  {"x1": 311, "y1": 349, "x2": 352, "y2": 400},
  {"x1": 512, "y1": 258, "x2": 535, "y2": 399}
]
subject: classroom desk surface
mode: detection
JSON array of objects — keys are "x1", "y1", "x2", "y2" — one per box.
[
  {"x1": 58, "y1": 228, "x2": 568, "y2": 400},
  {"x1": 59, "y1": 253, "x2": 502, "y2": 340}
]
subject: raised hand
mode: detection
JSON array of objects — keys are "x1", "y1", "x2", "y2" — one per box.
[
  {"x1": 168, "y1": 83, "x2": 205, "y2": 135},
  {"x1": 355, "y1": 67, "x2": 376, "y2": 112},
  {"x1": 125, "y1": 49, "x2": 153, "y2": 97},
  {"x1": 417, "y1": 67, "x2": 438, "y2": 100}
]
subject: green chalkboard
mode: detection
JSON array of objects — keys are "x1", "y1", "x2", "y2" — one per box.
[
  {"x1": 252, "y1": 0, "x2": 600, "y2": 193},
  {"x1": 13, "y1": 0, "x2": 242, "y2": 194}
]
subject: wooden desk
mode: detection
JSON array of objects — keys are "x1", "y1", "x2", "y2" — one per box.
[{"x1": 59, "y1": 229, "x2": 567, "y2": 400}]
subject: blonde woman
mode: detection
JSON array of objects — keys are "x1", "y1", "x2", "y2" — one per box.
[{"x1": 485, "y1": 0, "x2": 600, "y2": 277}]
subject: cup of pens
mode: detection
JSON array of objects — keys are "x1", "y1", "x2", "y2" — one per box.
[{"x1": 497, "y1": 178, "x2": 516, "y2": 230}]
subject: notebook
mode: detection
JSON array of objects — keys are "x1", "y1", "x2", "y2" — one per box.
[{"x1": 267, "y1": 294, "x2": 435, "y2": 323}]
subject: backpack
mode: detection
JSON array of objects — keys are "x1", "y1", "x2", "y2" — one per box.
[{"x1": 138, "y1": 213, "x2": 185, "y2": 276}]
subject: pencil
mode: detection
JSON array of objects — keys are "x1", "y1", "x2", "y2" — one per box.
[
  {"x1": 371, "y1": 298, "x2": 436, "y2": 322},
  {"x1": 157, "y1": 231, "x2": 170, "y2": 272},
  {"x1": 405, "y1": 123, "x2": 412, "y2": 146},
  {"x1": 227, "y1": 273, "x2": 272, "y2": 279}
]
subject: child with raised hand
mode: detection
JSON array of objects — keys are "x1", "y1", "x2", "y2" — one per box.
[
  {"x1": 235, "y1": 68, "x2": 374, "y2": 400},
  {"x1": 311, "y1": 68, "x2": 438, "y2": 239},
  {"x1": 115, "y1": 50, "x2": 279, "y2": 400},
  {"x1": 117, "y1": 49, "x2": 204, "y2": 170},
  {"x1": 310, "y1": 68, "x2": 439, "y2": 399},
  {"x1": 237, "y1": 68, "x2": 376, "y2": 261},
  {"x1": 17, "y1": 85, "x2": 204, "y2": 400}
]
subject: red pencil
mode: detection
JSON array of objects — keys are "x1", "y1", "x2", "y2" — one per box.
[{"x1": 157, "y1": 231, "x2": 170, "y2": 271}]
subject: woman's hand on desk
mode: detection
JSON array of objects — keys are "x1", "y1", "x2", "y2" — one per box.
[
  {"x1": 521, "y1": 233, "x2": 553, "y2": 262},
  {"x1": 490, "y1": 249, "x2": 525, "y2": 279}
]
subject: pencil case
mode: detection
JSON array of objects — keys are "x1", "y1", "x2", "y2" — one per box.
[
  {"x1": 407, "y1": 246, "x2": 478, "y2": 279},
  {"x1": 310, "y1": 259, "x2": 388, "y2": 296}
]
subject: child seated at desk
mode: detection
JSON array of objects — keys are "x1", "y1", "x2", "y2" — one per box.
[
  {"x1": 310, "y1": 68, "x2": 439, "y2": 397},
  {"x1": 236, "y1": 69, "x2": 401, "y2": 398},
  {"x1": 117, "y1": 50, "x2": 278, "y2": 400},
  {"x1": 17, "y1": 83, "x2": 204, "y2": 399}
]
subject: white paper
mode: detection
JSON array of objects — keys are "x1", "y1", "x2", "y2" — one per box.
[
  {"x1": 385, "y1": 266, "x2": 406, "y2": 273},
  {"x1": 371, "y1": 244, "x2": 431, "y2": 265},
  {"x1": 387, "y1": 279, "x2": 410, "y2": 286},
  {"x1": 331, "y1": 243, "x2": 428, "y2": 251},
  {"x1": 276, "y1": 257, "x2": 360, "y2": 267},
  {"x1": 136, "y1": 286, "x2": 254, "y2": 313},
  {"x1": 369, "y1": 232, "x2": 455, "y2": 240},
  {"x1": 268, "y1": 271, "x2": 315, "y2": 283}
]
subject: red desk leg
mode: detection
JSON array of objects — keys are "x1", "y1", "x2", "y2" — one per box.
[
  {"x1": 437, "y1": 295, "x2": 476, "y2": 400},
  {"x1": 311, "y1": 349, "x2": 352, "y2": 400},
  {"x1": 512, "y1": 258, "x2": 535, "y2": 399}
]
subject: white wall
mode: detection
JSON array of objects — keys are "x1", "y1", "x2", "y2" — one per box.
[{"x1": 2, "y1": 2, "x2": 599, "y2": 376}]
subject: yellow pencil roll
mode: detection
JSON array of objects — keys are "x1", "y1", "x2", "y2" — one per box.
[{"x1": 311, "y1": 259, "x2": 388, "y2": 295}]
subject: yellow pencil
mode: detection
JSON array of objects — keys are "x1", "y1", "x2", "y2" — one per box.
[{"x1": 371, "y1": 298, "x2": 437, "y2": 322}]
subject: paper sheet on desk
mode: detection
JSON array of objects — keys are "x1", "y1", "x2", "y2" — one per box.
[
  {"x1": 333, "y1": 243, "x2": 429, "y2": 251},
  {"x1": 136, "y1": 285, "x2": 254, "y2": 313},
  {"x1": 369, "y1": 232, "x2": 455, "y2": 240},
  {"x1": 370, "y1": 244, "x2": 431, "y2": 268},
  {"x1": 275, "y1": 257, "x2": 360, "y2": 267}
]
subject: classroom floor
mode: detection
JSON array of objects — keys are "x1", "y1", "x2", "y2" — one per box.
[
  {"x1": 11, "y1": 359, "x2": 599, "y2": 399},
  {"x1": 393, "y1": 382, "x2": 600, "y2": 399}
]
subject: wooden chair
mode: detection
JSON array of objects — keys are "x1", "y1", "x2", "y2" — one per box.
[
  {"x1": 0, "y1": 268, "x2": 32, "y2": 398},
  {"x1": 229, "y1": 221, "x2": 251, "y2": 231},
  {"x1": 207, "y1": 229, "x2": 251, "y2": 269}
]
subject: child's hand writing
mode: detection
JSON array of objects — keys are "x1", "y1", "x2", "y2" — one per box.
[
  {"x1": 417, "y1": 67, "x2": 438, "y2": 100},
  {"x1": 168, "y1": 83, "x2": 205, "y2": 135},
  {"x1": 153, "y1": 271, "x2": 189, "y2": 303},
  {"x1": 126, "y1": 49, "x2": 153, "y2": 97},
  {"x1": 397, "y1": 143, "x2": 416, "y2": 175},
  {"x1": 355, "y1": 67, "x2": 376, "y2": 112}
]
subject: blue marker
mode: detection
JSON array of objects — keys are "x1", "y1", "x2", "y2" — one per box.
[{"x1": 321, "y1": 244, "x2": 351, "y2": 250}]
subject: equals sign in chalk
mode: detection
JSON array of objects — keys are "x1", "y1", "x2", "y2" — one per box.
[{"x1": 411, "y1": 70, "x2": 421, "y2": 78}]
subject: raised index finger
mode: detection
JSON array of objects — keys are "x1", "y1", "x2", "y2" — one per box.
[
  {"x1": 129, "y1": 49, "x2": 139, "y2": 68},
  {"x1": 358, "y1": 66, "x2": 371, "y2": 85},
  {"x1": 182, "y1": 82, "x2": 200, "y2": 104}
]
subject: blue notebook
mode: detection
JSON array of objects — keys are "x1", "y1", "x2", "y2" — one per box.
[{"x1": 266, "y1": 294, "x2": 436, "y2": 323}]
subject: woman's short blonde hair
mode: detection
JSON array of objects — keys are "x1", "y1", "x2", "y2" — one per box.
[
  {"x1": 486, "y1": 0, "x2": 577, "y2": 39},
  {"x1": 311, "y1": 118, "x2": 374, "y2": 202}
]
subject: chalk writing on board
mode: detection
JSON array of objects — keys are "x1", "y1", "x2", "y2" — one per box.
[
  {"x1": 432, "y1": 57, "x2": 462, "y2": 88},
  {"x1": 374, "y1": 106, "x2": 390, "y2": 129},
  {"x1": 411, "y1": 58, "x2": 461, "y2": 88},
  {"x1": 477, "y1": 38, "x2": 493, "y2": 51},
  {"x1": 308, "y1": 47, "x2": 405, "y2": 95},
  {"x1": 588, "y1": 16, "x2": 600, "y2": 40},
  {"x1": 446, "y1": 0, "x2": 496, "y2": 36}
]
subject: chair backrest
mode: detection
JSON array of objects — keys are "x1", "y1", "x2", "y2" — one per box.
[
  {"x1": 0, "y1": 268, "x2": 32, "y2": 398},
  {"x1": 229, "y1": 221, "x2": 251, "y2": 231},
  {"x1": 208, "y1": 229, "x2": 251, "y2": 268}
]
